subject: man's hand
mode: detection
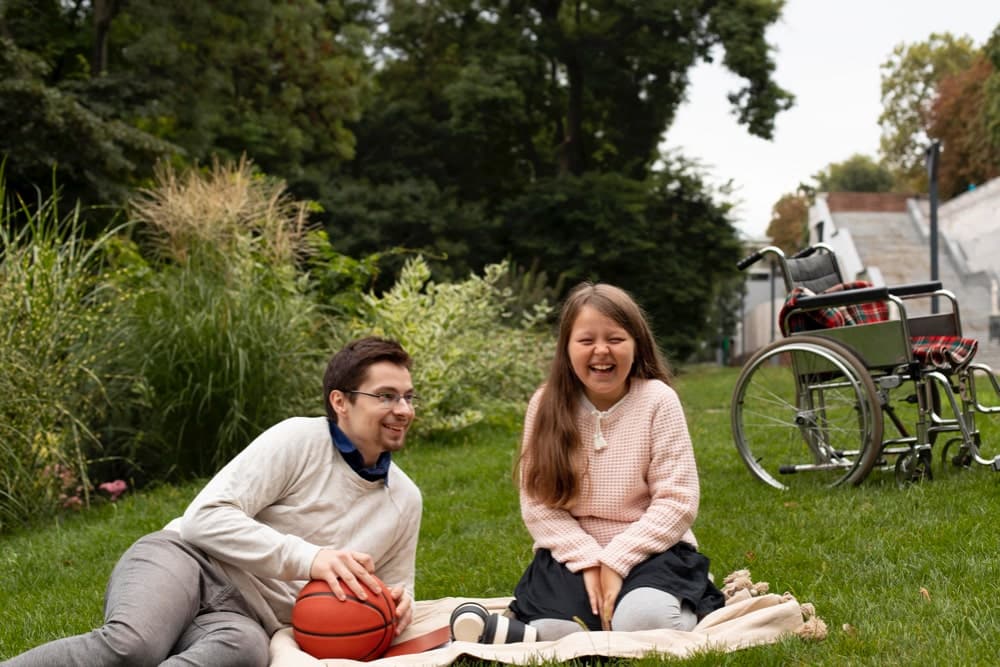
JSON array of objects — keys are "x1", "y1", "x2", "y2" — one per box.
[
  {"x1": 389, "y1": 586, "x2": 413, "y2": 635},
  {"x1": 309, "y1": 549, "x2": 380, "y2": 601}
]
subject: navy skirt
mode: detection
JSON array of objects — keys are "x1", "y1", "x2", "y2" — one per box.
[{"x1": 509, "y1": 543, "x2": 725, "y2": 630}]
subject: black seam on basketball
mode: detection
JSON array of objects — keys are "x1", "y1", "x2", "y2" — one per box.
[
  {"x1": 293, "y1": 623, "x2": 392, "y2": 638},
  {"x1": 297, "y1": 592, "x2": 392, "y2": 618}
]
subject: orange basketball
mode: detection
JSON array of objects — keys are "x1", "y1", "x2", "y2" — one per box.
[{"x1": 292, "y1": 577, "x2": 397, "y2": 660}]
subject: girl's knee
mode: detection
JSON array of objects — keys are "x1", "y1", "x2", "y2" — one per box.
[{"x1": 612, "y1": 588, "x2": 697, "y2": 632}]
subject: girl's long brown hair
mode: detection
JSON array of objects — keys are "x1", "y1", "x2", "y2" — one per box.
[{"x1": 517, "y1": 283, "x2": 672, "y2": 509}]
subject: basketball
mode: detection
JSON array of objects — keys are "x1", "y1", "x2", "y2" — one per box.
[{"x1": 292, "y1": 577, "x2": 397, "y2": 660}]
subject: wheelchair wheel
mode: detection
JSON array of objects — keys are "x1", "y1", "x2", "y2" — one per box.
[
  {"x1": 731, "y1": 335, "x2": 884, "y2": 490},
  {"x1": 896, "y1": 448, "x2": 933, "y2": 486},
  {"x1": 939, "y1": 437, "x2": 972, "y2": 473}
]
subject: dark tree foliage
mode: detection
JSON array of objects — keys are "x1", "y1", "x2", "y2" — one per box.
[
  {"x1": 2, "y1": 0, "x2": 793, "y2": 357},
  {"x1": 813, "y1": 154, "x2": 896, "y2": 194},
  {"x1": 0, "y1": 11, "x2": 175, "y2": 207},
  {"x1": 0, "y1": 0, "x2": 371, "y2": 209},
  {"x1": 327, "y1": 0, "x2": 792, "y2": 356}
]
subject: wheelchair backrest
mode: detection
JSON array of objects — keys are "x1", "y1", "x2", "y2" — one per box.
[{"x1": 782, "y1": 249, "x2": 844, "y2": 294}]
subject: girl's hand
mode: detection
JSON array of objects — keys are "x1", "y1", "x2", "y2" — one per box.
[
  {"x1": 582, "y1": 567, "x2": 604, "y2": 620},
  {"x1": 599, "y1": 565, "x2": 623, "y2": 631}
]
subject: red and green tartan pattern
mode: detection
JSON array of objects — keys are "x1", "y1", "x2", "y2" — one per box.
[
  {"x1": 779, "y1": 281, "x2": 978, "y2": 369},
  {"x1": 780, "y1": 281, "x2": 888, "y2": 334},
  {"x1": 910, "y1": 336, "x2": 978, "y2": 368}
]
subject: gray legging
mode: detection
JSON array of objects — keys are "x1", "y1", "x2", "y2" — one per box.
[
  {"x1": 2, "y1": 531, "x2": 269, "y2": 667},
  {"x1": 529, "y1": 587, "x2": 697, "y2": 641}
]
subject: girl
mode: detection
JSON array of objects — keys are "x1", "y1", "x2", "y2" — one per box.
[{"x1": 510, "y1": 282, "x2": 723, "y2": 639}]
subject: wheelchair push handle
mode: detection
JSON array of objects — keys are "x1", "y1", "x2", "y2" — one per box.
[{"x1": 736, "y1": 245, "x2": 785, "y2": 271}]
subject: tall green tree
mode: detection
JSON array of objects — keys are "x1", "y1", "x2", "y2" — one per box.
[
  {"x1": 878, "y1": 32, "x2": 979, "y2": 192},
  {"x1": 929, "y1": 54, "x2": 1000, "y2": 198},
  {"x1": 1, "y1": 0, "x2": 372, "y2": 207},
  {"x1": 0, "y1": 0, "x2": 175, "y2": 206},
  {"x1": 108, "y1": 0, "x2": 372, "y2": 186},
  {"x1": 813, "y1": 154, "x2": 896, "y2": 193},
  {"x1": 325, "y1": 0, "x2": 793, "y2": 356}
]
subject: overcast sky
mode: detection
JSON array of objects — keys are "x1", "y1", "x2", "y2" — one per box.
[{"x1": 663, "y1": 0, "x2": 1000, "y2": 239}]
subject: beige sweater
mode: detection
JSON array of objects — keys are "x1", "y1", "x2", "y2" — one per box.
[
  {"x1": 519, "y1": 379, "x2": 700, "y2": 577},
  {"x1": 163, "y1": 416, "x2": 422, "y2": 635}
]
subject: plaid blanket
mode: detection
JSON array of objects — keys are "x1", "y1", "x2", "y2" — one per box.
[
  {"x1": 911, "y1": 335, "x2": 978, "y2": 368},
  {"x1": 779, "y1": 281, "x2": 978, "y2": 369},
  {"x1": 779, "y1": 281, "x2": 889, "y2": 335}
]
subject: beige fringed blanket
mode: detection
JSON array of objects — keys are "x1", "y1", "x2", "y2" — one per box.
[{"x1": 269, "y1": 570, "x2": 826, "y2": 666}]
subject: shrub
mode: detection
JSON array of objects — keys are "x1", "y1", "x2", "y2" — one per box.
[
  {"x1": 105, "y1": 158, "x2": 327, "y2": 479},
  {"x1": 344, "y1": 256, "x2": 553, "y2": 435},
  {"x1": 0, "y1": 182, "x2": 121, "y2": 530}
]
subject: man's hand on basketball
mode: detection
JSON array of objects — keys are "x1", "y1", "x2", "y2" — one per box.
[
  {"x1": 310, "y1": 548, "x2": 379, "y2": 601},
  {"x1": 389, "y1": 586, "x2": 413, "y2": 635}
]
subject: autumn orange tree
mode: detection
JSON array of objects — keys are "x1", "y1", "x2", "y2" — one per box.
[
  {"x1": 766, "y1": 192, "x2": 809, "y2": 256},
  {"x1": 930, "y1": 56, "x2": 999, "y2": 198},
  {"x1": 879, "y1": 26, "x2": 1000, "y2": 197}
]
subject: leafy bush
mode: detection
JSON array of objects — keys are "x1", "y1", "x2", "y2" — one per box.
[
  {"x1": 344, "y1": 257, "x2": 553, "y2": 434},
  {"x1": 104, "y1": 159, "x2": 327, "y2": 479},
  {"x1": 0, "y1": 182, "x2": 121, "y2": 530}
]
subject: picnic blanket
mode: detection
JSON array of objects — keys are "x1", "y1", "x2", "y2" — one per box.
[
  {"x1": 268, "y1": 571, "x2": 825, "y2": 666},
  {"x1": 779, "y1": 280, "x2": 978, "y2": 369}
]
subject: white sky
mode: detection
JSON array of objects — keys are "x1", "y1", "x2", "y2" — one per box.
[{"x1": 663, "y1": 0, "x2": 1000, "y2": 239}]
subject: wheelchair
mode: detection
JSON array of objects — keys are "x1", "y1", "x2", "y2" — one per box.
[{"x1": 732, "y1": 244, "x2": 1000, "y2": 489}]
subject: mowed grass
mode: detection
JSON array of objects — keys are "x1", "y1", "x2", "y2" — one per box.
[{"x1": 3, "y1": 365, "x2": 1000, "y2": 664}]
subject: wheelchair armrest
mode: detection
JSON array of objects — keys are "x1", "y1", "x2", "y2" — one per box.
[
  {"x1": 887, "y1": 281, "x2": 943, "y2": 297},
  {"x1": 791, "y1": 285, "x2": 890, "y2": 310}
]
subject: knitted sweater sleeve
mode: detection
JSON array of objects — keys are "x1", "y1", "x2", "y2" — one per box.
[
  {"x1": 600, "y1": 385, "x2": 700, "y2": 576},
  {"x1": 518, "y1": 390, "x2": 604, "y2": 572},
  {"x1": 177, "y1": 418, "x2": 322, "y2": 581}
]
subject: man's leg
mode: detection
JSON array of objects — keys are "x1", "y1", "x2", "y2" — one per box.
[
  {"x1": 162, "y1": 611, "x2": 269, "y2": 667},
  {"x1": 3, "y1": 531, "x2": 205, "y2": 667}
]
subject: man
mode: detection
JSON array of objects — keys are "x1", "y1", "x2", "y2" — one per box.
[{"x1": 4, "y1": 337, "x2": 423, "y2": 666}]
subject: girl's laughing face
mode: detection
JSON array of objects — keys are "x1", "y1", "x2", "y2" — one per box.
[{"x1": 567, "y1": 305, "x2": 635, "y2": 410}]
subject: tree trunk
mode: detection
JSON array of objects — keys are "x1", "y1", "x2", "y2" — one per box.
[{"x1": 91, "y1": 0, "x2": 120, "y2": 76}]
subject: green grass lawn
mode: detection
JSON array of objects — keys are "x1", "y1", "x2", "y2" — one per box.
[{"x1": 3, "y1": 365, "x2": 1000, "y2": 664}]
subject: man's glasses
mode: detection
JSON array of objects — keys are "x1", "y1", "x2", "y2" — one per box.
[{"x1": 344, "y1": 390, "x2": 420, "y2": 409}]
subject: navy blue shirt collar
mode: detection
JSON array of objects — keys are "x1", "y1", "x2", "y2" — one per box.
[{"x1": 328, "y1": 420, "x2": 391, "y2": 483}]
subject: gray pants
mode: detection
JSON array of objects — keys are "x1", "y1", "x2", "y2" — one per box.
[
  {"x1": 2, "y1": 531, "x2": 269, "y2": 667},
  {"x1": 529, "y1": 588, "x2": 697, "y2": 641}
]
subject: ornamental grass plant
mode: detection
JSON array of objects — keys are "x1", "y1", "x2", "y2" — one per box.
[
  {"x1": 4, "y1": 365, "x2": 1000, "y2": 664},
  {"x1": 103, "y1": 158, "x2": 326, "y2": 480},
  {"x1": 0, "y1": 178, "x2": 124, "y2": 531}
]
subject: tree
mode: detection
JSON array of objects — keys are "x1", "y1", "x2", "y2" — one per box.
[
  {"x1": 107, "y1": 1, "x2": 371, "y2": 184},
  {"x1": 0, "y1": 36, "x2": 175, "y2": 206},
  {"x1": 929, "y1": 54, "x2": 1000, "y2": 198},
  {"x1": 497, "y1": 158, "x2": 742, "y2": 360},
  {"x1": 878, "y1": 32, "x2": 979, "y2": 191},
  {"x1": 766, "y1": 192, "x2": 808, "y2": 256},
  {"x1": 0, "y1": 0, "x2": 372, "y2": 208},
  {"x1": 813, "y1": 154, "x2": 896, "y2": 193},
  {"x1": 324, "y1": 0, "x2": 793, "y2": 355},
  {"x1": 987, "y1": 26, "x2": 1000, "y2": 150}
]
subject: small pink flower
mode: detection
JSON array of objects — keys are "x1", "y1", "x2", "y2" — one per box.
[
  {"x1": 61, "y1": 494, "x2": 83, "y2": 511},
  {"x1": 99, "y1": 479, "x2": 128, "y2": 501}
]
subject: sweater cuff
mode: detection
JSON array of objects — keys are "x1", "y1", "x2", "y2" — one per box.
[{"x1": 295, "y1": 541, "x2": 323, "y2": 580}]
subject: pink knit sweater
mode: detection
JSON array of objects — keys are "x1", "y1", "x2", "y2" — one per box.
[{"x1": 519, "y1": 378, "x2": 700, "y2": 577}]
